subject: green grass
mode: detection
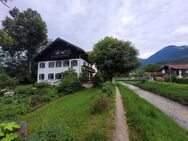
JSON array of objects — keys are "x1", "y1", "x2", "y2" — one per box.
[
  {"x1": 126, "y1": 80, "x2": 188, "y2": 105},
  {"x1": 23, "y1": 82, "x2": 115, "y2": 141},
  {"x1": 117, "y1": 83, "x2": 188, "y2": 141}
]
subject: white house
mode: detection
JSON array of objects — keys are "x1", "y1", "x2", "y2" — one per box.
[
  {"x1": 161, "y1": 64, "x2": 188, "y2": 78},
  {"x1": 34, "y1": 38, "x2": 95, "y2": 85}
]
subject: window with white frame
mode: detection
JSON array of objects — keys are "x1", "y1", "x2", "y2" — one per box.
[
  {"x1": 55, "y1": 73, "x2": 62, "y2": 79},
  {"x1": 39, "y1": 74, "x2": 45, "y2": 80},
  {"x1": 49, "y1": 62, "x2": 54, "y2": 68},
  {"x1": 71, "y1": 60, "x2": 78, "y2": 67},
  {"x1": 56, "y1": 61, "x2": 62, "y2": 67},
  {"x1": 39, "y1": 62, "x2": 45, "y2": 68},
  {"x1": 63, "y1": 60, "x2": 69, "y2": 67},
  {"x1": 48, "y1": 73, "x2": 54, "y2": 80}
]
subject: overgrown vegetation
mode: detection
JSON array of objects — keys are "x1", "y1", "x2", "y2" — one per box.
[
  {"x1": 126, "y1": 80, "x2": 188, "y2": 105},
  {"x1": 28, "y1": 125, "x2": 74, "y2": 141},
  {"x1": 0, "y1": 73, "x2": 17, "y2": 89},
  {"x1": 58, "y1": 69, "x2": 81, "y2": 94},
  {"x1": 0, "y1": 83, "x2": 58, "y2": 121},
  {"x1": 176, "y1": 78, "x2": 188, "y2": 84},
  {"x1": 0, "y1": 122, "x2": 20, "y2": 141},
  {"x1": 23, "y1": 82, "x2": 115, "y2": 141},
  {"x1": 117, "y1": 83, "x2": 188, "y2": 141},
  {"x1": 92, "y1": 72, "x2": 103, "y2": 87}
]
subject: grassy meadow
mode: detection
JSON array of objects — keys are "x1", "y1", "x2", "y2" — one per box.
[
  {"x1": 117, "y1": 83, "x2": 188, "y2": 141},
  {"x1": 126, "y1": 80, "x2": 188, "y2": 105},
  {"x1": 23, "y1": 82, "x2": 115, "y2": 141}
]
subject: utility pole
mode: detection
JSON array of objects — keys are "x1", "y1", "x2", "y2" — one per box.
[{"x1": 169, "y1": 67, "x2": 172, "y2": 83}]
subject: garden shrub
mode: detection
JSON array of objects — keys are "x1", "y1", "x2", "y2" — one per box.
[
  {"x1": 33, "y1": 82, "x2": 51, "y2": 89},
  {"x1": 84, "y1": 130, "x2": 107, "y2": 141},
  {"x1": 0, "y1": 73, "x2": 17, "y2": 89},
  {"x1": 59, "y1": 69, "x2": 81, "y2": 94},
  {"x1": 30, "y1": 95, "x2": 45, "y2": 108},
  {"x1": 92, "y1": 73, "x2": 103, "y2": 87},
  {"x1": 175, "y1": 78, "x2": 188, "y2": 84},
  {"x1": 102, "y1": 87, "x2": 112, "y2": 97},
  {"x1": 92, "y1": 96, "x2": 109, "y2": 114},
  {"x1": 164, "y1": 74, "x2": 177, "y2": 82},
  {"x1": 15, "y1": 85, "x2": 33, "y2": 96},
  {"x1": 80, "y1": 72, "x2": 88, "y2": 83},
  {"x1": 28, "y1": 125, "x2": 74, "y2": 141}
]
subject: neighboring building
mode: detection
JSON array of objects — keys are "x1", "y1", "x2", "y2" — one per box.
[
  {"x1": 161, "y1": 64, "x2": 188, "y2": 78},
  {"x1": 34, "y1": 38, "x2": 95, "y2": 85}
]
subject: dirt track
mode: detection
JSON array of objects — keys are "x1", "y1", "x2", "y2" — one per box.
[
  {"x1": 121, "y1": 82, "x2": 188, "y2": 130},
  {"x1": 114, "y1": 86, "x2": 129, "y2": 141}
]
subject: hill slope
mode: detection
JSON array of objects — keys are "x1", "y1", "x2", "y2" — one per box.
[{"x1": 142, "y1": 45, "x2": 188, "y2": 65}]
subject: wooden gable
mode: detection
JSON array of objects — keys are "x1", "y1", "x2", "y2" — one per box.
[{"x1": 34, "y1": 38, "x2": 87, "y2": 62}]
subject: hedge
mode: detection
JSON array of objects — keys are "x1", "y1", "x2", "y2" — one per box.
[{"x1": 175, "y1": 78, "x2": 188, "y2": 84}]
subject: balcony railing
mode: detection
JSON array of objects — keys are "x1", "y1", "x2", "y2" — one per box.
[{"x1": 81, "y1": 65, "x2": 95, "y2": 73}]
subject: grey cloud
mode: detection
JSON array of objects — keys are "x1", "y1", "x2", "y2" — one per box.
[{"x1": 0, "y1": 0, "x2": 188, "y2": 58}]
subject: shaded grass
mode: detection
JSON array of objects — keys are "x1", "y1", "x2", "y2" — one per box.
[
  {"x1": 117, "y1": 83, "x2": 188, "y2": 141},
  {"x1": 126, "y1": 80, "x2": 188, "y2": 105},
  {"x1": 23, "y1": 82, "x2": 115, "y2": 141}
]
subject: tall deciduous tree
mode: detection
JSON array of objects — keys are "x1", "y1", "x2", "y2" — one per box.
[
  {"x1": 0, "y1": 0, "x2": 12, "y2": 8},
  {"x1": 143, "y1": 64, "x2": 161, "y2": 72},
  {"x1": 0, "y1": 7, "x2": 47, "y2": 83},
  {"x1": 91, "y1": 36, "x2": 139, "y2": 81}
]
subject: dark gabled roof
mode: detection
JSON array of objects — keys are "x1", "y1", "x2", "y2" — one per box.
[
  {"x1": 33, "y1": 37, "x2": 86, "y2": 61},
  {"x1": 55, "y1": 38, "x2": 85, "y2": 52}
]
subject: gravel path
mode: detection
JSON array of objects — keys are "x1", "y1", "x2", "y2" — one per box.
[
  {"x1": 114, "y1": 86, "x2": 129, "y2": 141},
  {"x1": 121, "y1": 82, "x2": 188, "y2": 130}
]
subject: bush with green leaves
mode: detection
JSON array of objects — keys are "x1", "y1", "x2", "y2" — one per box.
[
  {"x1": 80, "y1": 72, "x2": 88, "y2": 83},
  {"x1": 92, "y1": 96, "x2": 109, "y2": 114},
  {"x1": 15, "y1": 85, "x2": 33, "y2": 96},
  {"x1": 175, "y1": 78, "x2": 188, "y2": 84},
  {"x1": 28, "y1": 125, "x2": 74, "y2": 141},
  {"x1": 133, "y1": 70, "x2": 149, "y2": 78},
  {"x1": 33, "y1": 83, "x2": 51, "y2": 89},
  {"x1": 30, "y1": 95, "x2": 45, "y2": 108},
  {"x1": 102, "y1": 82, "x2": 113, "y2": 96},
  {"x1": 164, "y1": 74, "x2": 177, "y2": 82},
  {"x1": 92, "y1": 73, "x2": 103, "y2": 87},
  {"x1": 59, "y1": 69, "x2": 81, "y2": 94},
  {"x1": 0, "y1": 122, "x2": 20, "y2": 141},
  {"x1": 102, "y1": 87, "x2": 112, "y2": 97},
  {"x1": 0, "y1": 73, "x2": 17, "y2": 89}
]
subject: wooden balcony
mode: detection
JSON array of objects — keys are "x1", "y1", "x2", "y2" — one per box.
[{"x1": 81, "y1": 65, "x2": 95, "y2": 73}]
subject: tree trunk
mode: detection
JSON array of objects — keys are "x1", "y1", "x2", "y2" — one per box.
[{"x1": 29, "y1": 60, "x2": 32, "y2": 75}]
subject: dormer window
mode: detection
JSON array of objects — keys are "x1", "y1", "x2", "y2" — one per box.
[{"x1": 49, "y1": 62, "x2": 54, "y2": 68}]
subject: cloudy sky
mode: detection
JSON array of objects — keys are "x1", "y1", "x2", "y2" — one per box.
[{"x1": 1, "y1": 0, "x2": 188, "y2": 58}]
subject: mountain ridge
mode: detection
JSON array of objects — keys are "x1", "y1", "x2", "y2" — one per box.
[{"x1": 141, "y1": 45, "x2": 188, "y2": 65}]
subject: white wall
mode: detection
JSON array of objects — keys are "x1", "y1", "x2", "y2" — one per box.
[{"x1": 37, "y1": 58, "x2": 92, "y2": 85}]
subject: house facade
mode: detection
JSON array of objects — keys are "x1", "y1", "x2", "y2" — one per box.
[
  {"x1": 34, "y1": 38, "x2": 95, "y2": 85},
  {"x1": 161, "y1": 64, "x2": 188, "y2": 78}
]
